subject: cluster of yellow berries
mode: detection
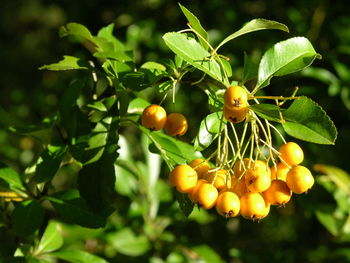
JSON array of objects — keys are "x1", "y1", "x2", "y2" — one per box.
[
  {"x1": 169, "y1": 142, "x2": 314, "y2": 220},
  {"x1": 141, "y1": 104, "x2": 188, "y2": 137},
  {"x1": 140, "y1": 86, "x2": 315, "y2": 220}
]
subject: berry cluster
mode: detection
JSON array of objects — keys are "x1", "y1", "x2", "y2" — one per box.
[
  {"x1": 141, "y1": 104, "x2": 188, "y2": 137},
  {"x1": 169, "y1": 142, "x2": 314, "y2": 220},
  {"x1": 141, "y1": 86, "x2": 315, "y2": 220}
]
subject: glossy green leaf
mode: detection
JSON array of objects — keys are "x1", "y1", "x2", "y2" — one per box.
[
  {"x1": 48, "y1": 190, "x2": 111, "y2": 228},
  {"x1": 174, "y1": 190, "x2": 194, "y2": 217},
  {"x1": 282, "y1": 97, "x2": 337, "y2": 144},
  {"x1": 179, "y1": 3, "x2": 209, "y2": 50},
  {"x1": 140, "y1": 126, "x2": 201, "y2": 167},
  {"x1": 97, "y1": 23, "x2": 127, "y2": 51},
  {"x1": 0, "y1": 163, "x2": 24, "y2": 190},
  {"x1": 12, "y1": 200, "x2": 44, "y2": 237},
  {"x1": 249, "y1": 103, "x2": 283, "y2": 122},
  {"x1": 216, "y1": 19, "x2": 289, "y2": 51},
  {"x1": 106, "y1": 228, "x2": 151, "y2": 257},
  {"x1": 39, "y1": 56, "x2": 89, "y2": 71},
  {"x1": 51, "y1": 250, "x2": 108, "y2": 263},
  {"x1": 242, "y1": 52, "x2": 259, "y2": 84},
  {"x1": 163, "y1": 32, "x2": 227, "y2": 85},
  {"x1": 194, "y1": 111, "x2": 226, "y2": 151},
  {"x1": 256, "y1": 37, "x2": 321, "y2": 90},
  {"x1": 37, "y1": 221, "x2": 64, "y2": 254},
  {"x1": 35, "y1": 145, "x2": 67, "y2": 183},
  {"x1": 127, "y1": 98, "x2": 150, "y2": 115}
]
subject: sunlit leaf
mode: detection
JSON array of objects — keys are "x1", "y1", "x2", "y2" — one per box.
[
  {"x1": 216, "y1": 19, "x2": 289, "y2": 51},
  {"x1": 255, "y1": 37, "x2": 321, "y2": 90}
]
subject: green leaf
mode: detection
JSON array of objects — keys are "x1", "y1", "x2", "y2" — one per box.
[
  {"x1": 97, "y1": 24, "x2": 127, "y2": 51},
  {"x1": 0, "y1": 163, "x2": 24, "y2": 190},
  {"x1": 48, "y1": 190, "x2": 111, "y2": 228},
  {"x1": 106, "y1": 228, "x2": 151, "y2": 257},
  {"x1": 216, "y1": 19, "x2": 289, "y2": 51},
  {"x1": 51, "y1": 250, "x2": 108, "y2": 263},
  {"x1": 315, "y1": 207, "x2": 340, "y2": 236},
  {"x1": 249, "y1": 103, "x2": 282, "y2": 122},
  {"x1": 127, "y1": 98, "x2": 150, "y2": 115},
  {"x1": 140, "y1": 126, "x2": 201, "y2": 167},
  {"x1": 314, "y1": 164, "x2": 350, "y2": 195},
  {"x1": 12, "y1": 200, "x2": 44, "y2": 237},
  {"x1": 35, "y1": 145, "x2": 67, "y2": 183},
  {"x1": 174, "y1": 190, "x2": 194, "y2": 217},
  {"x1": 193, "y1": 112, "x2": 226, "y2": 151},
  {"x1": 192, "y1": 245, "x2": 225, "y2": 263},
  {"x1": 37, "y1": 221, "x2": 64, "y2": 254},
  {"x1": 282, "y1": 97, "x2": 337, "y2": 144},
  {"x1": 59, "y1": 23, "x2": 93, "y2": 41},
  {"x1": 178, "y1": 3, "x2": 209, "y2": 50},
  {"x1": 39, "y1": 56, "x2": 89, "y2": 71},
  {"x1": 255, "y1": 37, "x2": 321, "y2": 90},
  {"x1": 242, "y1": 52, "x2": 259, "y2": 84},
  {"x1": 301, "y1": 67, "x2": 339, "y2": 85},
  {"x1": 163, "y1": 32, "x2": 228, "y2": 85}
]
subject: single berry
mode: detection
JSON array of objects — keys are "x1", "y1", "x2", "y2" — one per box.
[
  {"x1": 215, "y1": 191, "x2": 240, "y2": 218},
  {"x1": 286, "y1": 165, "x2": 314, "y2": 194},
  {"x1": 169, "y1": 164, "x2": 198, "y2": 193},
  {"x1": 164, "y1": 113, "x2": 188, "y2": 136},
  {"x1": 279, "y1": 142, "x2": 304, "y2": 166},
  {"x1": 141, "y1": 104, "x2": 167, "y2": 131}
]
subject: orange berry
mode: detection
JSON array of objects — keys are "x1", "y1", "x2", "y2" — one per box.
[
  {"x1": 279, "y1": 142, "x2": 304, "y2": 166},
  {"x1": 169, "y1": 164, "x2": 198, "y2": 193},
  {"x1": 188, "y1": 159, "x2": 210, "y2": 179},
  {"x1": 188, "y1": 179, "x2": 207, "y2": 202},
  {"x1": 195, "y1": 182, "x2": 218, "y2": 209},
  {"x1": 286, "y1": 165, "x2": 314, "y2": 194},
  {"x1": 164, "y1": 113, "x2": 188, "y2": 136},
  {"x1": 141, "y1": 104, "x2": 167, "y2": 131},
  {"x1": 215, "y1": 191, "x2": 240, "y2": 218},
  {"x1": 223, "y1": 105, "x2": 248, "y2": 124},
  {"x1": 244, "y1": 162, "x2": 271, "y2": 192},
  {"x1": 270, "y1": 162, "x2": 290, "y2": 181},
  {"x1": 263, "y1": 180, "x2": 292, "y2": 205},
  {"x1": 230, "y1": 177, "x2": 247, "y2": 198},
  {"x1": 204, "y1": 169, "x2": 230, "y2": 191},
  {"x1": 223, "y1": 86, "x2": 248, "y2": 108},
  {"x1": 240, "y1": 192, "x2": 268, "y2": 220}
]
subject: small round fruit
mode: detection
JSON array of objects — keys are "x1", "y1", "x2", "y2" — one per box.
[
  {"x1": 230, "y1": 177, "x2": 247, "y2": 198},
  {"x1": 141, "y1": 104, "x2": 167, "y2": 131},
  {"x1": 188, "y1": 179, "x2": 207, "y2": 202},
  {"x1": 204, "y1": 169, "x2": 230, "y2": 191},
  {"x1": 263, "y1": 180, "x2": 292, "y2": 205},
  {"x1": 279, "y1": 142, "x2": 304, "y2": 166},
  {"x1": 164, "y1": 113, "x2": 188, "y2": 136},
  {"x1": 195, "y1": 182, "x2": 218, "y2": 209},
  {"x1": 240, "y1": 192, "x2": 267, "y2": 220},
  {"x1": 224, "y1": 86, "x2": 248, "y2": 108},
  {"x1": 169, "y1": 164, "x2": 198, "y2": 193},
  {"x1": 244, "y1": 163, "x2": 271, "y2": 192},
  {"x1": 270, "y1": 162, "x2": 290, "y2": 181},
  {"x1": 286, "y1": 165, "x2": 314, "y2": 194},
  {"x1": 189, "y1": 159, "x2": 210, "y2": 179},
  {"x1": 215, "y1": 191, "x2": 240, "y2": 218},
  {"x1": 223, "y1": 105, "x2": 248, "y2": 124}
]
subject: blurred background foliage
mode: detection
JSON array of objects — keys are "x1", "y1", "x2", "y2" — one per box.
[{"x1": 1, "y1": 0, "x2": 350, "y2": 262}]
